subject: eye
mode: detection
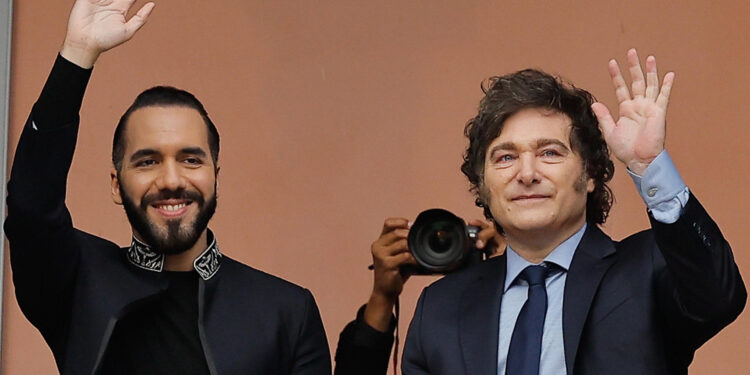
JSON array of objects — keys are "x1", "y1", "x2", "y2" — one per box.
[
  {"x1": 182, "y1": 156, "x2": 204, "y2": 166},
  {"x1": 135, "y1": 159, "x2": 157, "y2": 168},
  {"x1": 542, "y1": 150, "x2": 560, "y2": 157},
  {"x1": 490, "y1": 153, "x2": 516, "y2": 167}
]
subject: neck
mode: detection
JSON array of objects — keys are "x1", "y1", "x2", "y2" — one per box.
[
  {"x1": 505, "y1": 220, "x2": 586, "y2": 264},
  {"x1": 163, "y1": 230, "x2": 209, "y2": 272}
]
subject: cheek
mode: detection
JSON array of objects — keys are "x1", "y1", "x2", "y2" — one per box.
[
  {"x1": 118, "y1": 175, "x2": 150, "y2": 199},
  {"x1": 192, "y1": 173, "x2": 217, "y2": 195}
]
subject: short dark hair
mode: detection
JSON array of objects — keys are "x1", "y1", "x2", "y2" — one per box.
[
  {"x1": 112, "y1": 86, "x2": 220, "y2": 171},
  {"x1": 461, "y1": 69, "x2": 614, "y2": 225}
]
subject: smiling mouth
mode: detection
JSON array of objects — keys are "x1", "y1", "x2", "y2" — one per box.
[
  {"x1": 152, "y1": 201, "x2": 193, "y2": 218},
  {"x1": 512, "y1": 195, "x2": 550, "y2": 202}
]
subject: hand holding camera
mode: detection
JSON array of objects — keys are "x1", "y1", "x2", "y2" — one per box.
[{"x1": 363, "y1": 211, "x2": 505, "y2": 332}]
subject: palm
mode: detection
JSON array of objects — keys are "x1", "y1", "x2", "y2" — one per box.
[
  {"x1": 591, "y1": 49, "x2": 675, "y2": 175},
  {"x1": 66, "y1": 0, "x2": 154, "y2": 53},
  {"x1": 607, "y1": 98, "x2": 666, "y2": 166}
]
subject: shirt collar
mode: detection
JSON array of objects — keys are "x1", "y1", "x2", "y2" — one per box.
[
  {"x1": 125, "y1": 229, "x2": 223, "y2": 281},
  {"x1": 503, "y1": 223, "x2": 587, "y2": 292}
]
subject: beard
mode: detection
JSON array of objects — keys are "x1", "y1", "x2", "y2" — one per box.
[{"x1": 120, "y1": 183, "x2": 217, "y2": 255}]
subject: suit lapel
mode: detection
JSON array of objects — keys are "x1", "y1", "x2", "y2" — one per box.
[
  {"x1": 459, "y1": 255, "x2": 506, "y2": 375},
  {"x1": 562, "y1": 225, "x2": 616, "y2": 375}
]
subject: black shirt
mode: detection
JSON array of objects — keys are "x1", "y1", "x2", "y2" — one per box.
[{"x1": 99, "y1": 271, "x2": 210, "y2": 375}]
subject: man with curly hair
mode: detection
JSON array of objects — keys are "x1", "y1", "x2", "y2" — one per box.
[{"x1": 401, "y1": 51, "x2": 746, "y2": 375}]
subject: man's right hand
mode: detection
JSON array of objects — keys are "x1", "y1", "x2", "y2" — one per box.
[
  {"x1": 61, "y1": 0, "x2": 155, "y2": 69},
  {"x1": 364, "y1": 218, "x2": 416, "y2": 332}
]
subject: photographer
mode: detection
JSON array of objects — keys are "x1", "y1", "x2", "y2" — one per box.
[{"x1": 334, "y1": 217, "x2": 504, "y2": 374}]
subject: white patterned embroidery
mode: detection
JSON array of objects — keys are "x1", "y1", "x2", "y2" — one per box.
[
  {"x1": 126, "y1": 238, "x2": 165, "y2": 272},
  {"x1": 194, "y1": 237, "x2": 222, "y2": 280},
  {"x1": 125, "y1": 232, "x2": 222, "y2": 280}
]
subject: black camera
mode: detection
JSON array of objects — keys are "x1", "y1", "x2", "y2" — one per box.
[{"x1": 403, "y1": 208, "x2": 487, "y2": 275}]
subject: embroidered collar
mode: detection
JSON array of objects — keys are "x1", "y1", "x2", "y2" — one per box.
[{"x1": 126, "y1": 230, "x2": 222, "y2": 280}]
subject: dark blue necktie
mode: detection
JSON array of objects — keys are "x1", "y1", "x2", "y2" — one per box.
[{"x1": 506, "y1": 264, "x2": 553, "y2": 375}]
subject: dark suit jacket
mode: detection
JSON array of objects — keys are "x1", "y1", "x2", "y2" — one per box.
[
  {"x1": 402, "y1": 197, "x2": 746, "y2": 375},
  {"x1": 5, "y1": 55, "x2": 331, "y2": 375}
]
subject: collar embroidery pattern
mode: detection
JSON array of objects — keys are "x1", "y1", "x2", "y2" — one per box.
[
  {"x1": 194, "y1": 237, "x2": 222, "y2": 280},
  {"x1": 125, "y1": 233, "x2": 222, "y2": 281},
  {"x1": 127, "y1": 238, "x2": 164, "y2": 272}
]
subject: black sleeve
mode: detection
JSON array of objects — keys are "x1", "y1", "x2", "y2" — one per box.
[
  {"x1": 334, "y1": 304, "x2": 396, "y2": 375},
  {"x1": 651, "y1": 193, "x2": 747, "y2": 349},
  {"x1": 4, "y1": 54, "x2": 92, "y2": 337}
]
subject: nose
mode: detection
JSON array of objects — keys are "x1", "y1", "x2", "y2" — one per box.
[
  {"x1": 154, "y1": 159, "x2": 186, "y2": 191},
  {"x1": 516, "y1": 153, "x2": 540, "y2": 186}
]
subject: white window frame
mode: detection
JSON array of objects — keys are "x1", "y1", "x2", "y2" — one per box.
[{"x1": 0, "y1": 0, "x2": 14, "y2": 364}]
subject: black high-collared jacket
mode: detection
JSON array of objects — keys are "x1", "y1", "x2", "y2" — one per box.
[{"x1": 5, "y1": 55, "x2": 331, "y2": 375}]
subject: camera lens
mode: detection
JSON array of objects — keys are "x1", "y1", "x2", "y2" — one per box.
[
  {"x1": 427, "y1": 226, "x2": 456, "y2": 253},
  {"x1": 408, "y1": 209, "x2": 470, "y2": 273}
]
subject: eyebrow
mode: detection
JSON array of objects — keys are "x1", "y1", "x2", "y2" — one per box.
[
  {"x1": 487, "y1": 142, "x2": 518, "y2": 156},
  {"x1": 128, "y1": 147, "x2": 208, "y2": 163},
  {"x1": 180, "y1": 147, "x2": 208, "y2": 158},
  {"x1": 487, "y1": 138, "x2": 571, "y2": 156},
  {"x1": 129, "y1": 148, "x2": 159, "y2": 162},
  {"x1": 535, "y1": 138, "x2": 570, "y2": 151}
]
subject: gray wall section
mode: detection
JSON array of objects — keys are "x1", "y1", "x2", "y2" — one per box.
[{"x1": 0, "y1": 0, "x2": 13, "y2": 364}]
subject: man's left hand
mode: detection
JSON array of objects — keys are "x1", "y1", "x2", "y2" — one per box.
[{"x1": 591, "y1": 48, "x2": 675, "y2": 175}]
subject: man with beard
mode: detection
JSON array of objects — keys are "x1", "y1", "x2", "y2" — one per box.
[{"x1": 4, "y1": 1, "x2": 330, "y2": 374}]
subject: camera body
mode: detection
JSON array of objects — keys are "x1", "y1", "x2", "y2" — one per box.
[{"x1": 403, "y1": 208, "x2": 485, "y2": 275}]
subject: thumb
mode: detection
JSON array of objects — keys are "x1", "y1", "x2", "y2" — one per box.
[
  {"x1": 591, "y1": 102, "x2": 615, "y2": 139},
  {"x1": 123, "y1": 2, "x2": 155, "y2": 39}
]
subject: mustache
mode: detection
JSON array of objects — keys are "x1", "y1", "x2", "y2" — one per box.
[{"x1": 140, "y1": 189, "x2": 204, "y2": 208}]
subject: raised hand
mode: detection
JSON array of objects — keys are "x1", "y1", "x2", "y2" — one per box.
[
  {"x1": 591, "y1": 49, "x2": 675, "y2": 175},
  {"x1": 61, "y1": 0, "x2": 155, "y2": 68}
]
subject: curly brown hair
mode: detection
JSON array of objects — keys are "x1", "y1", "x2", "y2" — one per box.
[{"x1": 461, "y1": 69, "x2": 614, "y2": 227}]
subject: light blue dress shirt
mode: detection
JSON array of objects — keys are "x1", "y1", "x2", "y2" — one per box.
[{"x1": 496, "y1": 150, "x2": 689, "y2": 375}]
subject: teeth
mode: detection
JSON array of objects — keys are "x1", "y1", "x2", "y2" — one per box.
[{"x1": 159, "y1": 203, "x2": 187, "y2": 212}]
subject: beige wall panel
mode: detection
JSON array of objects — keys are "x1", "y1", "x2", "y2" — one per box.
[{"x1": 3, "y1": 1, "x2": 748, "y2": 373}]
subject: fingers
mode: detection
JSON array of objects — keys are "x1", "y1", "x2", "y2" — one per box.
[
  {"x1": 377, "y1": 228, "x2": 409, "y2": 246},
  {"x1": 391, "y1": 251, "x2": 417, "y2": 267},
  {"x1": 373, "y1": 217, "x2": 411, "y2": 267},
  {"x1": 645, "y1": 55, "x2": 659, "y2": 100},
  {"x1": 591, "y1": 102, "x2": 616, "y2": 138},
  {"x1": 474, "y1": 222, "x2": 495, "y2": 249},
  {"x1": 656, "y1": 71, "x2": 675, "y2": 109},
  {"x1": 380, "y1": 217, "x2": 409, "y2": 235},
  {"x1": 373, "y1": 239, "x2": 415, "y2": 271},
  {"x1": 608, "y1": 59, "x2": 631, "y2": 104},
  {"x1": 123, "y1": 2, "x2": 155, "y2": 38},
  {"x1": 468, "y1": 218, "x2": 506, "y2": 256},
  {"x1": 611, "y1": 49, "x2": 671, "y2": 107},
  {"x1": 627, "y1": 48, "x2": 646, "y2": 98}
]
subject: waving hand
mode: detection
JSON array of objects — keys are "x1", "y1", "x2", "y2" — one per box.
[
  {"x1": 61, "y1": 0, "x2": 155, "y2": 68},
  {"x1": 591, "y1": 49, "x2": 675, "y2": 175}
]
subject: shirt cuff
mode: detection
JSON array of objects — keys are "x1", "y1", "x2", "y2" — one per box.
[{"x1": 628, "y1": 150, "x2": 690, "y2": 224}]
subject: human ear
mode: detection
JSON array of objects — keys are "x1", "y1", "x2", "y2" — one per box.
[{"x1": 110, "y1": 169, "x2": 123, "y2": 205}]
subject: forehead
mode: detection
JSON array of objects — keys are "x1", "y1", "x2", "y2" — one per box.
[
  {"x1": 491, "y1": 107, "x2": 572, "y2": 147},
  {"x1": 123, "y1": 106, "x2": 210, "y2": 152}
]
